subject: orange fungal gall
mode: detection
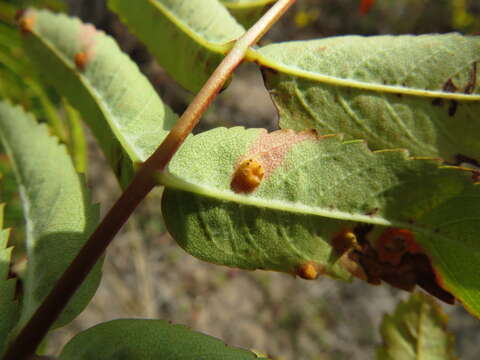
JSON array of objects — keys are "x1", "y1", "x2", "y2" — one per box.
[
  {"x1": 296, "y1": 262, "x2": 320, "y2": 280},
  {"x1": 19, "y1": 16, "x2": 35, "y2": 34},
  {"x1": 74, "y1": 52, "x2": 88, "y2": 71},
  {"x1": 231, "y1": 158, "x2": 265, "y2": 193}
]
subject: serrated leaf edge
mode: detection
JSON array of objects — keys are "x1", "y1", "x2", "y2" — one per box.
[{"x1": 158, "y1": 129, "x2": 472, "y2": 231}]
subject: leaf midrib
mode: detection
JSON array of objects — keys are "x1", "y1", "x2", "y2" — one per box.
[
  {"x1": 222, "y1": 0, "x2": 277, "y2": 10},
  {"x1": 148, "y1": 0, "x2": 239, "y2": 52},
  {"x1": 160, "y1": 171, "x2": 395, "y2": 225},
  {"x1": 248, "y1": 49, "x2": 480, "y2": 101}
]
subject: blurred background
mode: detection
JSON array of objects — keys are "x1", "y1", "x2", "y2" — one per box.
[{"x1": 2, "y1": 0, "x2": 480, "y2": 359}]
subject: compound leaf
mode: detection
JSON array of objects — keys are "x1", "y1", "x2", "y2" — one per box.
[
  {"x1": 20, "y1": 9, "x2": 178, "y2": 187},
  {"x1": 0, "y1": 101, "x2": 101, "y2": 330},
  {"x1": 256, "y1": 34, "x2": 480, "y2": 162},
  {"x1": 220, "y1": 0, "x2": 277, "y2": 28},
  {"x1": 160, "y1": 126, "x2": 480, "y2": 318},
  {"x1": 377, "y1": 293, "x2": 456, "y2": 360},
  {"x1": 108, "y1": 0, "x2": 245, "y2": 93},
  {"x1": 59, "y1": 319, "x2": 268, "y2": 360}
]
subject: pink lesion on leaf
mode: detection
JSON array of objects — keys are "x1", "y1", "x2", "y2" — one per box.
[
  {"x1": 75, "y1": 23, "x2": 98, "y2": 71},
  {"x1": 237, "y1": 129, "x2": 319, "y2": 180}
]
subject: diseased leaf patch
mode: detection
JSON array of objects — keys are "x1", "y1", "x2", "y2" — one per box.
[
  {"x1": 257, "y1": 34, "x2": 480, "y2": 163},
  {"x1": 342, "y1": 225, "x2": 455, "y2": 304},
  {"x1": 161, "y1": 126, "x2": 480, "y2": 316},
  {"x1": 20, "y1": 9, "x2": 178, "y2": 187}
]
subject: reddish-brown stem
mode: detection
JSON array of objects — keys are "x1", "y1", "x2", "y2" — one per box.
[{"x1": 3, "y1": 1, "x2": 296, "y2": 359}]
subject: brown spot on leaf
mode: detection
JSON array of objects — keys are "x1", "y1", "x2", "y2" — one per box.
[
  {"x1": 344, "y1": 227, "x2": 455, "y2": 304},
  {"x1": 464, "y1": 62, "x2": 477, "y2": 94},
  {"x1": 352, "y1": 224, "x2": 373, "y2": 245},
  {"x1": 365, "y1": 207, "x2": 379, "y2": 216},
  {"x1": 432, "y1": 98, "x2": 443, "y2": 107},
  {"x1": 472, "y1": 171, "x2": 480, "y2": 183},
  {"x1": 296, "y1": 262, "x2": 321, "y2": 280},
  {"x1": 231, "y1": 159, "x2": 265, "y2": 193},
  {"x1": 448, "y1": 100, "x2": 458, "y2": 116},
  {"x1": 443, "y1": 78, "x2": 458, "y2": 93},
  {"x1": 413, "y1": 254, "x2": 455, "y2": 304},
  {"x1": 74, "y1": 52, "x2": 88, "y2": 71},
  {"x1": 455, "y1": 154, "x2": 480, "y2": 167},
  {"x1": 376, "y1": 228, "x2": 421, "y2": 266}
]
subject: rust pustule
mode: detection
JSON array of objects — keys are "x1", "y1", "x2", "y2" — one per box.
[
  {"x1": 296, "y1": 262, "x2": 320, "y2": 280},
  {"x1": 346, "y1": 227, "x2": 455, "y2": 304},
  {"x1": 376, "y1": 228, "x2": 418, "y2": 266},
  {"x1": 231, "y1": 158, "x2": 265, "y2": 193},
  {"x1": 74, "y1": 52, "x2": 88, "y2": 71},
  {"x1": 18, "y1": 15, "x2": 35, "y2": 34}
]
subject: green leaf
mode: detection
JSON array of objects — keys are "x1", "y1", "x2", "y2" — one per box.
[
  {"x1": 0, "y1": 205, "x2": 17, "y2": 358},
  {"x1": 377, "y1": 292, "x2": 456, "y2": 360},
  {"x1": 0, "y1": 22, "x2": 63, "y2": 135},
  {"x1": 160, "y1": 126, "x2": 480, "y2": 317},
  {"x1": 255, "y1": 34, "x2": 480, "y2": 162},
  {"x1": 220, "y1": 0, "x2": 277, "y2": 28},
  {"x1": 21, "y1": 8, "x2": 178, "y2": 187},
  {"x1": 63, "y1": 98, "x2": 87, "y2": 174},
  {"x1": 59, "y1": 319, "x2": 269, "y2": 360},
  {"x1": 108, "y1": 0, "x2": 245, "y2": 93},
  {"x1": 0, "y1": 101, "x2": 101, "y2": 330}
]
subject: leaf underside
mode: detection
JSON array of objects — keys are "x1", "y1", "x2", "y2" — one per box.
[
  {"x1": 108, "y1": 0, "x2": 245, "y2": 93},
  {"x1": 21, "y1": 8, "x2": 178, "y2": 187},
  {"x1": 59, "y1": 319, "x2": 269, "y2": 360},
  {"x1": 255, "y1": 34, "x2": 480, "y2": 163},
  {"x1": 161, "y1": 126, "x2": 480, "y2": 318},
  {"x1": 0, "y1": 101, "x2": 101, "y2": 330},
  {"x1": 377, "y1": 292, "x2": 456, "y2": 360}
]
